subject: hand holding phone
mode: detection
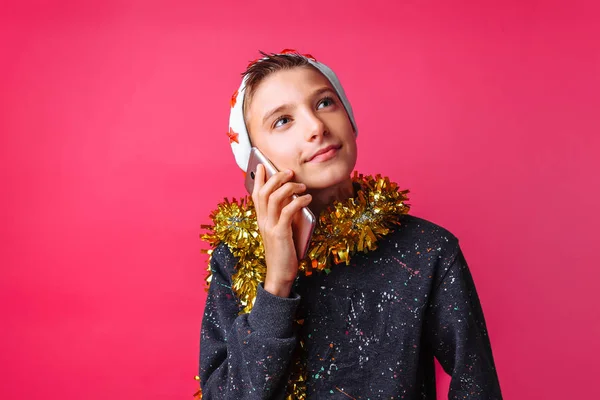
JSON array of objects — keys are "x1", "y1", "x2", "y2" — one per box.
[
  {"x1": 245, "y1": 148, "x2": 316, "y2": 297},
  {"x1": 245, "y1": 148, "x2": 316, "y2": 259}
]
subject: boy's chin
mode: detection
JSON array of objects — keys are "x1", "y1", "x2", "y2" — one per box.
[{"x1": 301, "y1": 163, "x2": 354, "y2": 189}]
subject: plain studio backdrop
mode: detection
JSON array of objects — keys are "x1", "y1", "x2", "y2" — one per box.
[{"x1": 1, "y1": 0, "x2": 599, "y2": 399}]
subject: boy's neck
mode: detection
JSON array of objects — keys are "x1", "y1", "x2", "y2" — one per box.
[{"x1": 307, "y1": 177, "x2": 356, "y2": 217}]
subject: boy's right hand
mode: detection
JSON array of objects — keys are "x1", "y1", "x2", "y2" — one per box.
[{"x1": 251, "y1": 164, "x2": 312, "y2": 298}]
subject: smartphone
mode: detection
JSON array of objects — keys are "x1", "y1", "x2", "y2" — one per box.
[{"x1": 245, "y1": 147, "x2": 316, "y2": 260}]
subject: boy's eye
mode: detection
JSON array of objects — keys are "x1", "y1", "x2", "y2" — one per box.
[
  {"x1": 274, "y1": 116, "x2": 291, "y2": 128},
  {"x1": 317, "y1": 96, "x2": 335, "y2": 109}
]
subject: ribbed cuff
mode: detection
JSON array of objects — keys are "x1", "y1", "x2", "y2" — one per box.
[{"x1": 247, "y1": 283, "x2": 301, "y2": 338}]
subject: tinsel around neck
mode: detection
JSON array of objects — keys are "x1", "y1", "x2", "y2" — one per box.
[{"x1": 200, "y1": 172, "x2": 410, "y2": 314}]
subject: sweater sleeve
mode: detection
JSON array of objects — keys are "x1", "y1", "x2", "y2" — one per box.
[
  {"x1": 199, "y1": 244, "x2": 301, "y2": 399},
  {"x1": 424, "y1": 245, "x2": 503, "y2": 399}
]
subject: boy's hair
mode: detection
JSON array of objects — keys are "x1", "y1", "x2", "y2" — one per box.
[{"x1": 242, "y1": 51, "x2": 312, "y2": 121}]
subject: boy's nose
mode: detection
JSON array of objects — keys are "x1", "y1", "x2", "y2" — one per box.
[{"x1": 304, "y1": 113, "x2": 327, "y2": 142}]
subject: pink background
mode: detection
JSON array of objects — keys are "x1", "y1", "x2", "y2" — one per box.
[{"x1": 2, "y1": 0, "x2": 599, "y2": 399}]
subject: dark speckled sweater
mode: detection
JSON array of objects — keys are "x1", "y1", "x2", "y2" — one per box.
[{"x1": 199, "y1": 214, "x2": 502, "y2": 399}]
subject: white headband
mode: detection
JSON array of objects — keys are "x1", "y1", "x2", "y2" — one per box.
[{"x1": 227, "y1": 50, "x2": 358, "y2": 171}]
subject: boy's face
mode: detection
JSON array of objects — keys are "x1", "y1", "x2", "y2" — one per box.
[{"x1": 246, "y1": 66, "x2": 357, "y2": 189}]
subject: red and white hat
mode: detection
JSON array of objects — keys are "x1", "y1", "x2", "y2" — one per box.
[{"x1": 227, "y1": 49, "x2": 358, "y2": 171}]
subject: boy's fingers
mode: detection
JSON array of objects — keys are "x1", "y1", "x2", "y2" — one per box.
[
  {"x1": 267, "y1": 182, "x2": 306, "y2": 225},
  {"x1": 259, "y1": 169, "x2": 293, "y2": 198},
  {"x1": 278, "y1": 194, "x2": 312, "y2": 227},
  {"x1": 257, "y1": 169, "x2": 293, "y2": 214}
]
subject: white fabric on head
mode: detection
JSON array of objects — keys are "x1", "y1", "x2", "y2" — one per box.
[{"x1": 227, "y1": 51, "x2": 358, "y2": 171}]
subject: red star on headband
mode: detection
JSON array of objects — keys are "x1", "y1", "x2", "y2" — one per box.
[
  {"x1": 227, "y1": 127, "x2": 239, "y2": 144},
  {"x1": 280, "y1": 49, "x2": 316, "y2": 61},
  {"x1": 230, "y1": 89, "x2": 238, "y2": 108}
]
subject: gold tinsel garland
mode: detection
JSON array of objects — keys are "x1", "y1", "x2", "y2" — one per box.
[{"x1": 196, "y1": 172, "x2": 410, "y2": 399}]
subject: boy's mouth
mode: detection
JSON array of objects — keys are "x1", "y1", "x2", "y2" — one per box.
[{"x1": 306, "y1": 144, "x2": 342, "y2": 163}]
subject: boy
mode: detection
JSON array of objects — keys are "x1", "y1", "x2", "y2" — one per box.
[{"x1": 197, "y1": 49, "x2": 503, "y2": 399}]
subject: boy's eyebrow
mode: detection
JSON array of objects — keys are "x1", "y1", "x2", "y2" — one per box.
[
  {"x1": 261, "y1": 87, "x2": 336, "y2": 126},
  {"x1": 311, "y1": 86, "x2": 336, "y2": 98},
  {"x1": 262, "y1": 104, "x2": 289, "y2": 126}
]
